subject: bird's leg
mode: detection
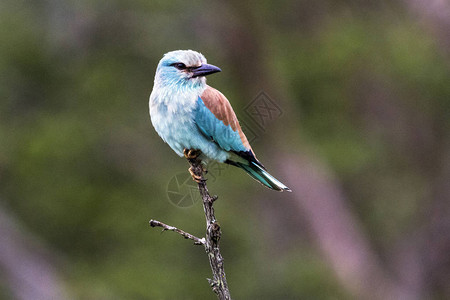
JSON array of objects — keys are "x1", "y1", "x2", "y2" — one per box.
[{"x1": 184, "y1": 148, "x2": 206, "y2": 183}]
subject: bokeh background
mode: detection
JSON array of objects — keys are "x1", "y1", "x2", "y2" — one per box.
[{"x1": 1, "y1": 0, "x2": 450, "y2": 299}]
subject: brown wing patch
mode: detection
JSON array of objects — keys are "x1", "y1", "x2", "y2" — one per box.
[{"x1": 200, "y1": 86, "x2": 251, "y2": 150}]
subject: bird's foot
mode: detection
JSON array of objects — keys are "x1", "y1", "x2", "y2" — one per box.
[
  {"x1": 183, "y1": 148, "x2": 201, "y2": 160},
  {"x1": 189, "y1": 166, "x2": 205, "y2": 183}
]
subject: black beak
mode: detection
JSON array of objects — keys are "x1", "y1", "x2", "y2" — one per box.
[{"x1": 191, "y1": 63, "x2": 222, "y2": 78}]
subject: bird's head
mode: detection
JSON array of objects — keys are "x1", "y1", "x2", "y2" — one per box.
[{"x1": 154, "y1": 50, "x2": 221, "y2": 88}]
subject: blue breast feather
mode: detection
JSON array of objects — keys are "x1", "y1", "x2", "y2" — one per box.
[{"x1": 195, "y1": 96, "x2": 247, "y2": 152}]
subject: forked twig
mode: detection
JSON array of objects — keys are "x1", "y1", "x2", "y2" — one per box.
[{"x1": 150, "y1": 149, "x2": 231, "y2": 300}]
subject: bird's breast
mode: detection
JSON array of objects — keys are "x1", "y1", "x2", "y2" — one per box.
[{"x1": 149, "y1": 87, "x2": 202, "y2": 145}]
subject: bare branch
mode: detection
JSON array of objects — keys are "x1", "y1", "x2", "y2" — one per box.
[
  {"x1": 149, "y1": 149, "x2": 231, "y2": 300},
  {"x1": 186, "y1": 152, "x2": 231, "y2": 300},
  {"x1": 149, "y1": 219, "x2": 205, "y2": 245}
]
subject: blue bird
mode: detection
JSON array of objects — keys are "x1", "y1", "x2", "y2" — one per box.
[{"x1": 149, "y1": 50, "x2": 291, "y2": 192}]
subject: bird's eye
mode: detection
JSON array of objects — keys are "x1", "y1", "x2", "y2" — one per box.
[{"x1": 173, "y1": 63, "x2": 187, "y2": 70}]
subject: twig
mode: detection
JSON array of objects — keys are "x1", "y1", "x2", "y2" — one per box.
[
  {"x1": 149, "y1": 149, "x2": 232, "y2": 300},
  {"x1": 186, "y1": 152, "x2": 231, "y2": 300},
  {"x1": 149, "y1": 219, "x2": 205, "y2": 245}
]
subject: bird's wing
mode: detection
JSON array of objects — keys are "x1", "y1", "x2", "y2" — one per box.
[
  {"x1": 195, "y1": 86, "x2": 252, "y2": 154},
  {"x1": 194, "y1": 86, "x2": 286, "y2": 191}
]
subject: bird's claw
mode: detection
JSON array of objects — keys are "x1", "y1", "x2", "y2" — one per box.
[
  {"x1": 183, "y1": 148, "x2": 201, "y2": 160},
  {"x1": 189, "y1": 166, "x2": 205, "y2": 183}
]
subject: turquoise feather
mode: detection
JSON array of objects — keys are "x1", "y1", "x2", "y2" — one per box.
[{"x1": 195, "y1": 97, "x2": 247, "y2": 152}]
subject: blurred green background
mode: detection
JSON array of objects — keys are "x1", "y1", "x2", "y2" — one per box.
[{"x1": 1, "y1": 0, "x2": 450, "y2": 299}]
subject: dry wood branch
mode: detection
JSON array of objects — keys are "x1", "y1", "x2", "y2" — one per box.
[
  {"x1": 149, "y1": 219, "x2": 205, "y2": 245},
  {"x1": 149, "y1": 149, "x2": 231, "y2": 300}
]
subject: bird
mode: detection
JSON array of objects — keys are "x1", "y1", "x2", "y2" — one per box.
[{"x1": 149, "y1": 50, "x2": 291, "y2": 192}]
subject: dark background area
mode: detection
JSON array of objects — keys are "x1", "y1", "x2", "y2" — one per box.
[{"x1": 1, "y1": 0, "x2": 450, "y2": 299}]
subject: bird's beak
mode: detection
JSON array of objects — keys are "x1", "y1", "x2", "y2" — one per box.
[{"x1": 191, "y1": 63, "x2": 222, "y2": 78}]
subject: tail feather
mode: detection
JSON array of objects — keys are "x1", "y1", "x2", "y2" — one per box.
[{"x1": 236, "y1": 161, "x2": 291, "y2": 192}]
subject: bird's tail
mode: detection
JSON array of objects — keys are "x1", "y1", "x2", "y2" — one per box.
[{"x1": 235, "y1": 161, "x2": 291, "y2": 192}]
